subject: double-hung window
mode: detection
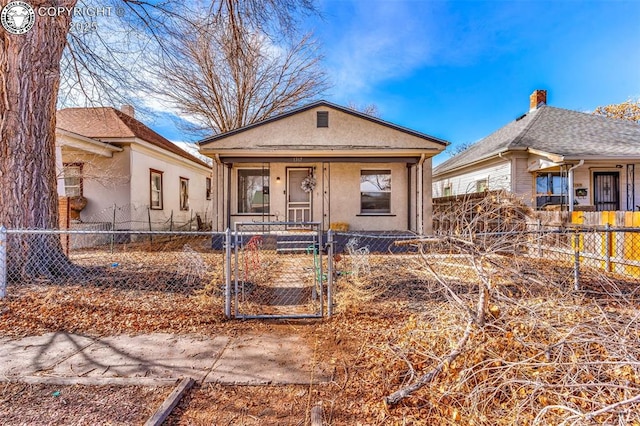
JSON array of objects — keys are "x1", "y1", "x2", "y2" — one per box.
[
  {"x1": 63, "y1": 163, "x2": 83, "y2": 197},
  {"x1": 150, "y1": 169, "x2": 163, "y2": 210},
  {"x1": 179, "y1": 177, "x2": 189, "y2": 211}
]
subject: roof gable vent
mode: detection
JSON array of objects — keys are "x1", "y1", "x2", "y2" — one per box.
[{"x1": 317, "y1": 111, "x2": 328, "y2": 128}]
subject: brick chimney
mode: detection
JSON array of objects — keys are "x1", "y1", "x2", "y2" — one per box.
[
  {"x1": 529, "y1": 90, "x2": 547, "y2": 111},
  {"x1": 120, "y1": 104, "x2": 135, "y2": 117}
]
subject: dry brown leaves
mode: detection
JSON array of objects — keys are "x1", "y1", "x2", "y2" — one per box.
[
  {"x1": 0, "y1": 383, "x2": 169, "y2": 425},
  {"x1": 2, "y1": 246, "x2": 640, "y2": 425},
  {"x1": 0, "y1": 284, "x2": 224, "y2": 338}
]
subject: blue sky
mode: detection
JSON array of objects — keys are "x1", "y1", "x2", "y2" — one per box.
[{"x1": 151, "y1": 0, "x2": 640, "y2": 163}]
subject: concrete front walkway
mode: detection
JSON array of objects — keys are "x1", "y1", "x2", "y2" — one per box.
[{"x1": 0, "y1": 332, "x2": 329, "y2": 386}]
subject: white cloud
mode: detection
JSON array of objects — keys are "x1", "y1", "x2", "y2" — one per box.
[
  {"x1": 172, "y1": 141, "x2": 213, "y2": 165},
  {"x1": 319, "y1": 1, "x2": 440, "y2": 99}
]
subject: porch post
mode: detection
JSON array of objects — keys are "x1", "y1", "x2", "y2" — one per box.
[
  {"x1": 421, "y1": 157, "x2": 433, "y2": 235},
  {"x1": 568, "y1": 160, "x2": 584, "y2": 213},
  {"x1": 213, "y1": 157, "x2": 225, "y2": 232},
  {"x1": 226, "y1": 163, "x2": 232, "y2": 230}
]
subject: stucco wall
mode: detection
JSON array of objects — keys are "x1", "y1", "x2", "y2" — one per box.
[
  {"x1": 129, "y1": 145, "x2": 211, "y2": 229},
  {"x1": 60, "y1": 147, "x2": 131, "y2": 223},
  {"x1": 329, "y1": 162, "x2": 408, "y2": 231},
  {"x1": 226, "y1": 161, "x2": 415, "y2": 231},
  {"x1": 201, "y1": 105, "x2": 445, "y2": 152}
]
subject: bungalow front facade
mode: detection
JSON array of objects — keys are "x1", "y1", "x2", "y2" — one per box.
[
  {"x1": 198, "y1": 101, "x2": 448, "y2": 234},
  {"x1": 433, "y1": 90, "x2": 640, "y2": 211}
]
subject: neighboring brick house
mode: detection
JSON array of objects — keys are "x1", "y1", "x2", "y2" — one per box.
[
  {"x1": 55, "y1": 106, "x2": 212, "y2": 229},
  {"x1": 433, "y1": 90, "x2": 640, "y2": 211}
]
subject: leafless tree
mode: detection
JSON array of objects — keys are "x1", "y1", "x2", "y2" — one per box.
[
  {"x1": 593, "y1": 98, "x2": 640, "y2": 123},
  {"x1": 347, "y1": 101, "x2": 380, "y2": 117},
  {"x1": 147, "y1": 8, "x2": 328, "y2": 135},
  {"x1": 0, "y1": 0, "x2": 317, "y2": 280}
]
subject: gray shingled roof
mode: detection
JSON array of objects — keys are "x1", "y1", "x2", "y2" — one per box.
[{"x1": 434, "y1": 106, "x2": 640, "y2": 176}]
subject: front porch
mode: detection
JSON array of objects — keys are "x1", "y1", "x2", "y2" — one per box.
[{"x1": 209, "y1": 159, "x2": 432, "y2": 234}]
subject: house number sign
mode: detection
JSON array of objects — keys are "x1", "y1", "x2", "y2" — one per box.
[{"x1": 292, "y1": 157, "x2": 304, "y2": 162}]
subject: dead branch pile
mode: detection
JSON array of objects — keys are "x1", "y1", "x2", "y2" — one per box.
[
  {"x1": 433, "y1": 190, "x2": 533, "y2": 235},
  {"x1": 368, "y1": 231, "x2": 639, "y2": 424},
  {"x1": 382, "y1": 279, "x2": 640, "y2": 424}
]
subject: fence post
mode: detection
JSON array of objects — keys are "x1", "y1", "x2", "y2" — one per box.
[
  {"x1": 537, "y1": 219, "x2": 542, "y2": 258},
  {"x1": 327, "y1": 229, "x2": 334, "y2": 318},
  {"x1": 573, "y1": 232, "x2": 581, "y2": 291},
  {"x1": 110, "y1": 203, "x2": 116, "y2": 254},
  {"x1": 224, "y1": 228, "x2": 232, "y2": 319},
  {"x1": 147, "y1": 207, "x2": 153, "y2": 243},
  {"x1": 605, "y1": 223, "x2": 612, "y2": 273},
  {"x1": 0, "y1": 226, "x2": 6, "y2": 299}
]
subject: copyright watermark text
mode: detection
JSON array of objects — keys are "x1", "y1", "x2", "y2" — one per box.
[{"x1": 1, "y1": 1, "x2": 124, "y2": 35}]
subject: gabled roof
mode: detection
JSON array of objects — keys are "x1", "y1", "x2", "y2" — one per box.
[
  {"x1": 57, "y1": 107, "x2": 210, "y2": 169},
  {"x1": 198, "y1": 100, "x2": 449, "y2": 147},
  {"x1": 434, "y1": 106, "x2": 640, "y2": 176}
]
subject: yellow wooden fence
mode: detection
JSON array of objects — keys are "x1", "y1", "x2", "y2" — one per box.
[{"x1": 571, "y1": 211, "x2": 640, "y2": 277}]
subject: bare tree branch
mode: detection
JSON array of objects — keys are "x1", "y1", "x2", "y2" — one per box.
[{"x1": 146, "y1": 10, "x2": 328, "y2": 135}]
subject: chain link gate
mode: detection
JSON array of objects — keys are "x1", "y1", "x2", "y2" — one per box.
[{"x1": 224, "y1": 222, "x2": 332, "y2": 319}]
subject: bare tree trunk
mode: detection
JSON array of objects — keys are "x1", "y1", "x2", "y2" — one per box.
[{"x1": 0, "y1": 0, "x2": 79, "y2": 279}]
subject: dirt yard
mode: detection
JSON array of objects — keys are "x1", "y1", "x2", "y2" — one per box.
[{"x1": 1, "y1": 251, "x2": 640, "y2": 425}]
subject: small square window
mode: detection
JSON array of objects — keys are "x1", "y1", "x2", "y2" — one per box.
[
  {"x1": 317, "y1": 111, "x2": 329, "y2": 128},
  {"x1": 444, "y1": 185, "x2": 452, "y2": 197},
  {"x1": 476, "y1": 179, "x2": 488, "y2": 193}
]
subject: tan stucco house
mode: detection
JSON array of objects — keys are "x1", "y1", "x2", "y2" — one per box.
[
  {"x1": 199, "y1": 101, "x2": 448, "y2": 234},
  {"x1": 433, "y1": 90, "x2": 640, "y2": 212},
  {"x1": 55, "y1": 106, "x2": 212, "y2": 230}
]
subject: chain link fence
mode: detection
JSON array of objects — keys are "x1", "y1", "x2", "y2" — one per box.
[
  {"x1": 1, "y1": 225, "x2": 639, "y2": 323},
  {"x1": 0, "y1": 228, "x2": 225, "y2": 298},
  {"x1": 229, "y1": 222, "x2": 326, "y2": 319}
]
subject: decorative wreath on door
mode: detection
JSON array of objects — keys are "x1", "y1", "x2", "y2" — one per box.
[{"x1": 301, "y1": 175, "x2": 316, "y2": 193}]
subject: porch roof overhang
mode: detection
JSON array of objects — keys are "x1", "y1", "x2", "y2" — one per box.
[
  {"x1": 528, "y1": 148, "x2": 640, "y2": 171},
  {"x1": 56, "y1": 129, "x2": 123, "y2": 157},
  {"x1": 201, "y1": 147, "x2": 441, "y2": 164}
]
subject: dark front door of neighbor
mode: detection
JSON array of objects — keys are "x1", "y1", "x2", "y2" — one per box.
[{"x1": 593, "y1": 172, "x2": 620, "y2": 211}]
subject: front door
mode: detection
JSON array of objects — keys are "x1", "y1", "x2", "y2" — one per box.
[
  {"x1": 287, "y1": 168, "x2": 312, "y2": 224},
  {"x1": 593, "y1": 172, "x2": 620, "y2": 211}
]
